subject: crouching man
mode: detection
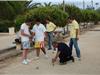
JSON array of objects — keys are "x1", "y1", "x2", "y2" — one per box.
[{"x1": 52, "y1": 41, "x2": 74, "y2": 65}]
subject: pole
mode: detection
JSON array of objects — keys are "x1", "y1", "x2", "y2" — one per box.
[
  {"x1": 91, "y1": 0, "x2": 94, "y2": 9},
  {"x1": 83, "y1": 0, "x2": 85, "y2": 9},
  {"x1": 63, "y1": 0, "x2": 65, "y2": 12},
  {"x1": 63, "y1": 0, "x2": 66, "y2": 35}
]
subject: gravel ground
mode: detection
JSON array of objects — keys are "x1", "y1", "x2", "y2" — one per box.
[{"x1": 0, "y1": 25, "x2": 100, "y2": 75}]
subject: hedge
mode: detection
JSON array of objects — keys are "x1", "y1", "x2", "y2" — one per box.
[{"x1": 15, "y1": 7, "x2": 69, "y2": 30}]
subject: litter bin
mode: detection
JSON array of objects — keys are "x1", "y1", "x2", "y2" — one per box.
[{"x1": 9, "y1": 27, "x2": 15, "y2": 35}]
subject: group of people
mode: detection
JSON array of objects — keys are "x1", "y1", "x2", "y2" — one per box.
[
  {"x1": 19, "y1": 16, "x2": 81, "y2": 65},
  {"x1": 52, "y1": 16, "x2": 81, "y2": 65},
  {"x1": 20, "y1": 18, "x2": 56, "y2": 64}
]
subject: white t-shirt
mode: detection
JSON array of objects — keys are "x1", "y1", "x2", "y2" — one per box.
[
  {"x1": 20, "y1": 23, "x2": 30, "y2": 42},
  {"x1": 31, "y1": 23, "x2": 46, "y2": 41}
]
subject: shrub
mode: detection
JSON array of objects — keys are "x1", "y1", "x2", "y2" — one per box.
[
  {"x1": 81, "y1": 10, "x2": 100, "y2": 23},
  {"x1": 0, "y1": 20, "x2": 14, "y2": 32},
  {"x1": 15, "y1": 7, "x2": 69, "y2": 30}
]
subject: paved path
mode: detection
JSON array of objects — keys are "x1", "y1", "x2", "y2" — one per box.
[
  {"x1": 0, "y1": 33, "x2": 16, "y2": 51},
  {"x1": 0, "y1": 25, "x2": 100, "y2": 75}
]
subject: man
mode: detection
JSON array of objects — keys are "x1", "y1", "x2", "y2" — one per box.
[
  {"x1": 68, "y1": 16, "x2": 81, "y2": 60},
  {"x1": 46, "y1": 18, "x2": 56, "y2": 50},
  {"x1": 31, "y1": 18, "x2": 48, "y2": 59},
  {"x1": 20, "y1": 19, "x2": 32, "y2": 64},
  {"x1": 52, "y1": 40, "x2": 74, "y2": 65}
]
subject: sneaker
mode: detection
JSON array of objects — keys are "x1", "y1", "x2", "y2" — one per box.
[
  {"x1": 75, "y1": 57, "x2": 81, "y2": 61},
  {"x1": 26, "y1": 59, "x2": 31, "y2": 63},
  {"x1": 34, "y1": 57, "x2": 39, "y2": 60},
  {"x1": 78, "y1": 58, "x2": 81, "y2": 61},
  {"x1": 72, "y1": 57, "x2": 75, "y2": 62},
  {"x1": 22, "y1": 60, "x2": 28, "y2": 65},
  {"x1": 45, "y1": 55, "x2": 48, "y2": 59},
  {"x1": 48, "y1": 48, "x2": 52, "y2": 50}
]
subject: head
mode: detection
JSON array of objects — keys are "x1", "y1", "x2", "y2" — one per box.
[
  {"x1": 35, "y1": 18, "x2": 41, "y2": 25},
  {"x1": 67, "y1": 16, "x2": 75, "y2": 23},
  {"x1": 25, "y1": 18, "x2": 33, "y2": 27},
  {"x1": 52, "y1": 41, "x2": 58, "y2": 49},
  {"x1": 45, "y1": 18, "x2": 50, "y2": 24}
]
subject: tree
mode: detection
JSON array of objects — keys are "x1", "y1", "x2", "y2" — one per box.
[
  {"x1": 57, "y1": 4, "x2": 82, "y2": 22},
  {"x1": 28, "y1": 3, "x2": 42, "y2": 8},
  {"x1": 15, "y1": 7, "x2": 69, "y2": 30},
  {"x1": 64, "y1": 4, "x2": 81, "y2": 22},
  {"x1": 44, "y1": 2, "x2": 52, "y2": 7},
  {"x1": 0, "y1": 1, "x2": 31, "y2": 32},
  {"x1": 81, "y1": 9, "x2": 99, "y2": 22}
]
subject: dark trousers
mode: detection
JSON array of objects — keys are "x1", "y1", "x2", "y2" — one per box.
[{"x1": 59, "y1": 53, "x2": 74, "y2": 63}]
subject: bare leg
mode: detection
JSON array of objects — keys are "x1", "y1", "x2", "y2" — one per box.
[
  {"x1": 36, "y1": 48, "x2": 40, "y2": 57},
  {"x1": 22, "y1": 49, "x2": 28, "y2": 60},
  {"x1": 41, "y1": 47, "x2": 46, "y2": 55}
]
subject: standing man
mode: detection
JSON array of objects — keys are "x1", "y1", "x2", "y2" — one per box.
[
  {"x1": 46, "y1": 18, "x2": 56, "y2": 50},
  {"x1": 20, "y1": 19, "x2": 32, "y2": 64},
  {"x1": 68, "y1": 16, "x2": 81, "y2": 60},
  {"x1": 31, "y1": 18, "x2": 48, "y2": 59}
]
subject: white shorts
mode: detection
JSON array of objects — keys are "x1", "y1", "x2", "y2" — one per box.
[{"x1": 22, "y1": 41, "x2": 30, "y2": 49}]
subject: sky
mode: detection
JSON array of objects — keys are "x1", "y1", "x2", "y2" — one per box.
[
  {"x1": 32, "y1": 0, "x2": 100, "y2": 3},
  {"x1": 31, "y1": 0, "x2": 100, "y2": 9}
]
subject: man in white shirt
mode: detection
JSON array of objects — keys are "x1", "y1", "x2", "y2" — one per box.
[
  {"x1": 20, "y1": 19, "x2": 32, "y2": 64},
  {"x1": 31, "y1": 18, "x2": 48, "y2": 59}
]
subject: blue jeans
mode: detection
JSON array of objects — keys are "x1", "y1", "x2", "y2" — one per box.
[
  {"x1": 69, "y1": 38, "x2": 80, "y2": 58},
  {"x1": 47, "y1": 32, "x2": 53, "y2": 49}
]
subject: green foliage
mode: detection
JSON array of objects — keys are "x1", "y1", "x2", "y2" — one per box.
[
  {"x1": 0, "y1": 1, "x2": 100, "y2": 32},
  {"x1": 0, "y1": 2, "x2": 16, "y2": 20},
  {"x1": 65, "y1": 4, "x2": 81, "y2": 22},
  {"x1": 0, "y1": 1, "x2": 30, "y2": 32},
  {"x1": 15, "y1": 7, "x2": 69, "y2": 30},
  {"x1": 58, "y1": 4, "x2": 81, "y2": 22},
  {"x1": 80, "y1": 10, "x2": 100, "y2": 23},
  {"x1": 0, "y1": 20, "x2": 14, "y2": 32}
]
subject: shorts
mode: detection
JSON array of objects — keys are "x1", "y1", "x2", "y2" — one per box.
[
  {"x1": 22, "y1": 41, "x2": 30, "y2": 49},
  {"x1": 34, "y1": 41, "x2": 44, "y2": 48}
]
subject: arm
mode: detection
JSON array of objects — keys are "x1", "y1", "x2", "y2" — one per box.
[
  {"x1": 31, "y1": 25, "x2": 35, "y2": 38},
  {"x1": 51, "y1": 22, "x2": 56, "y2": 32},
  {"x1": 53, "y1": 25, "x2": 56, "y2": 32},
  {"x1": 32, "y1": 32, "x2": 35, "y2": 36},
  {"x1": 76, "y1": 29, "x2": 80, "y2": 40},
  {"x1": 42, "y1": 25, "x2": 47, "y2": 38},
  {"x1": 44, "y1": 32, "x2": 47, "y2": 37},
  {"x1": 52, "y1": 51, "x2": 61, "y2": 63},
  {"x1": 75, "y1": 22, "x2": 80, "y2": 40},
  {"x1": 21, "y1": 30, "x2": 30, "y2": 37}
]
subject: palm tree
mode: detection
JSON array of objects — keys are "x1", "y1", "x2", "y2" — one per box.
[
  {"x1": 28, "y1": 3, "x2": 42, "y2": 8},
  {"x1": 0, "y1": 1, "x2": 30, "y2": 32},
  {"x1": 44, "y1": 2, "x2": 54, "y2": 7}
]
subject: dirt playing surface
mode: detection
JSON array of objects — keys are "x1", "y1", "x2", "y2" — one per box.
[{"x1": 0, "y1": 25, "x2": 100, "y2": 75}]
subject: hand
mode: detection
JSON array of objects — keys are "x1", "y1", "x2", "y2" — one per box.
[
  {"x1": 52, "y1": 58, "x2": 56, "y2": 64},
  {"x1": 29, "y1": 35, "x2": 32, "y2": 38},
  {"x1": 76, "y1": 37, "x2": 79, "y2": 40}
]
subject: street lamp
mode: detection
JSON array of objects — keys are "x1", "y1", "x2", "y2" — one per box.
[
  {"x1": 83, "y1": 0, "x2": 85, "y2": 9},
  {"x1": 63, "y1": 0, "x2": 65, "y2": 12},
  {"x1": 91, "y1": 0, "x2": 94, "y2": 9},
  {"x1": 95, "y1": 2, "x2": 99, "y2": 9}
]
